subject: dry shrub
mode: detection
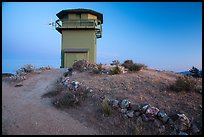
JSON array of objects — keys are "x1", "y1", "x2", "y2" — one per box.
[
  {"x1": 22, "y1": 64, "x2": 35, "y2": 73},
  {"x1": 101, "y1": 98, "x2": 112, "y2": 116},
  {"x1": 51, "y1": 84, "x2": 90, "y2": 108},
  {"x1": 169, "y1": 75, "x2": 197, "y2": 92},
  {"x1": 92, "y1": 63, "x2": 103, "y2": 74},
  {"x1": 52, "y1": 92, "x2": 78, "y2": 108},
  {"x1": 122, "y1": 60, "x2": 145, "y2": 72},
  {"x1": 122, "y1": 60, "x2": 134, "y2": 69},
  {"x1": 72, "y1": 60, "x2": 97, "y2": 72},
  {"x1": 128, "y1": 63, "x2": 144, "y2": 71},
  {"x1": 111, "y1": 65, "x2": 122, "y2": 75}
]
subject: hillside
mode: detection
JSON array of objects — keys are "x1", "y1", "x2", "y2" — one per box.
[{"x1": 2, "y1": 66, "x2": 202, "y2": 135}]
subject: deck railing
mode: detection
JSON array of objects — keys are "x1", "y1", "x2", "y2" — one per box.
[{"x1": 55, "y1": 19, "x2": 102, "y2": 38}]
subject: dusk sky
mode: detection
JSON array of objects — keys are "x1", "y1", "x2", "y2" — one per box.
[{"x1": 2, "y1": 2, "x2": 202, "y2": 73}]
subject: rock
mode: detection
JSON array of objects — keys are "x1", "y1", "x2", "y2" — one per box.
[
  {"x1": 120, "y1": 108, "x2": 127, "y2": 114},
  {"x1": 22, "y1": 64, "x2": 35, "y2": 73},
  {"x1": 178, "y1": 131, "x2": 188, "y2": 135},
  {"x1": 177, "y1": 113, "x2": 191, "y2": 131},
  {"x1": 157, "y1": 111, "x2": 169, "y2": 124},
  {"x1": 64, "y1": 68, "x2": 72, "y2": 76},
  {"x1": 140, "y1": 104, "x2": 151, "y2": 114},
  {"x1": 145, "y1": 106, "x2": 160, "y2": 120},
  {"x1": 71, "y1": 81, "x2": 80, "y2": 90},
  {"x1": 15, "y1": 83, "x2": 23, "y2": 87},
  {"x1": 126, "y1": 110, "x2": 134, "y2": 118},
  {"x1": 111, "y1": 99, "x2": 119, "y2": 108},
  {"x1": 119, "y1": 99, "x2": 131, "y2": 109}
]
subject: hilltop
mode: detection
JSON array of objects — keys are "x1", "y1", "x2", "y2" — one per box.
[{"x1": 2, "y1": 64, "x2": 202, "y2": 135}]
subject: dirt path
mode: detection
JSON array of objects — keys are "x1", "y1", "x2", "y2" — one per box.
[{"x1": 2, "y1": 69, "x2": 98, "y2": 135}]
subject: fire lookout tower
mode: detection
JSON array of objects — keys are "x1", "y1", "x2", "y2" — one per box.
[{"x1": 55, "y1": 8, "x2": 103, "y2": 68}]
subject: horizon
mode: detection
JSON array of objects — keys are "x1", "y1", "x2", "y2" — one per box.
[{"x1": 2, "y1": 2, "x2": 202, "y2": 73}]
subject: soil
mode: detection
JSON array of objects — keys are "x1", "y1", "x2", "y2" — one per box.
[
  {"x1": 2, "y1": 67, "x2": 202, "y2": 135},
  {"x1": 2, "y1": 69, "x2": 98, "y2": 135}
]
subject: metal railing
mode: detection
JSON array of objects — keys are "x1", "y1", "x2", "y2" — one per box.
[
  {"x1": 55, "y1": 19, "x2": 101, "y2": 28},
  {"x1": 55, "y1": 19, "x2": 102, "y2": 38}
]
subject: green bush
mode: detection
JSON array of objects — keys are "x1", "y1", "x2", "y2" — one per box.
[
  {"x1": 128, "y1": 63, "x2": 144, "y2": 71},
  {"x1": 122, "y1": 60, "x2": 144, "y2": 72},
  {"x1": 122, "y1": 60, "x2": 134, "y2": 69},
  {"x1": 111, "y1": 65, "x2": 122, "y2": 75},
  {"x1": 53, "y1": 92, "x2": 78, "y2": 108},
  {"x1": 101, "y1": 98, "x2": 112, "y2": 116},
  {"x1": 92, "y1": 63, "x2": 103, "y2": 74},
  {"x1": 189, "y1": 66, "x2": 200, "y2": 78},
  {"x1": 169, "y1": 75, "x2": 197, "y2": 92}
]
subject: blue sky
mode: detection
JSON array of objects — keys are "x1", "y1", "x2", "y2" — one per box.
[{"x1": 2, "y1": 2, "x2": 202, "y2": 73}]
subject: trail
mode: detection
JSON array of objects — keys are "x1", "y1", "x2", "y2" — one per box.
[{"x1": 2, "y1": 69, "x2": 98, "y2": 135}]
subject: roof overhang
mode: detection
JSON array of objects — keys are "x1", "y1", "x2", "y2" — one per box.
[{"x1": 56, "y1": 8, "x2": 103, "y2": 24}]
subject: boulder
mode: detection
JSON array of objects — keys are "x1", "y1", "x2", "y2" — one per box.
[
  {"x1": 140, "y1": 104, "x2": 151, "y2": 114},
  {"x1": 120, "y1": 108, "x2": 127, "y2": 114},
  {"x1": 176, "y1": 113, "x2": 191, "y2": 131},
  {"x1": 126, "y1": 110, "x2": 134, "y2": 118},
  {"x1": 111, "y1": 99, "x2": 119, "y2": 108},
  {"x1": 145, "y1": 106, "x2": 160, "y2": 120},
  {"x1": 119, "y1": 99, "x2": 131, "y2": 109},
  {"x1": 178, "y1": 131, "x2": 188, "y2": 135},
  {"x1": 157, "y1": 111, "x2": 169, "y2": 124}
]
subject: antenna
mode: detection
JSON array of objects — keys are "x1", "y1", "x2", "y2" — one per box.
[{"x1": 44, "y1": 18, "x2": 55, "y2": 30}]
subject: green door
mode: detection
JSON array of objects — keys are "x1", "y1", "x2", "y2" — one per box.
[{"x1": 64, "y1": 52, "x2": 88, "y2": 68}]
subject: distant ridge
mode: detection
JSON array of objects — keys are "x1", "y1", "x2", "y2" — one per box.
[{"x1": 177, "y1": 70, "x2": 202, "y2": 77}]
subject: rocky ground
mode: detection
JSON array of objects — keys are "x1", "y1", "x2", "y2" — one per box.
[
  {"x1": 56, "y1": 67, "x2": 202, "y2": 135},
  {"x1": 2, "y1": 66, "x2": 202, "y2": 135}
]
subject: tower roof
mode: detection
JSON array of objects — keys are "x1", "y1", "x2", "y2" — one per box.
[{"x1": 56, "y1": 8, "x2": 103, "y2": 24}]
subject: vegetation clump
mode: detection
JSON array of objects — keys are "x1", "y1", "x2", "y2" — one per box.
[
  {"x1": 93, "y1": 63, "x2": 103, "y2": 74},
  {"x1": 169, "y1": 75, "x2": 197, "y2": 92},
  {"x1": 111, "y1": 65, "x2": 122, "y2": 75},
  {"x1": 122, "y1": 60, "x2": 145, "y2": 72},
  {"x1": 101, "y1": 97, "x2": 112, "y2": 116},
  {"x1": 189, "y1": 66, "x2": 202, "y2": 78}
]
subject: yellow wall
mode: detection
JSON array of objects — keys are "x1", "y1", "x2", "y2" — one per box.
[
  {"x1": 61, "y1": 30, "x2": 96, "y2": 68},
  {"x1": 88, "y1": 14, "x2": 97, "y2": 19},
  {"x1": 81, "y1": 13, "x2": 88, "y2": 19},
  {"x1": 64, "y1": 52, "x2": 89, "y2": 67},
  {"x1": 68, "y1": 13, "x2": 80, "y2": 20}
]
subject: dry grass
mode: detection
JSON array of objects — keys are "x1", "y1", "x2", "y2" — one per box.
[
  {"x1": 169, "y1": 75, "x2": 197, "y2": 92},
  {"x1": 101, "y1": 98, "x2": 112, "y2": 116}
]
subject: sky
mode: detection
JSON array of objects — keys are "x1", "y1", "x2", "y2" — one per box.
[{"x1": 2, "y1": 2, "x2": 202, "y2": 73}]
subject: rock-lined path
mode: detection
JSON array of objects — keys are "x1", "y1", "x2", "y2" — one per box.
[{"x1": 2, "y1": 69, "x2": 98, "y2": 135}]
